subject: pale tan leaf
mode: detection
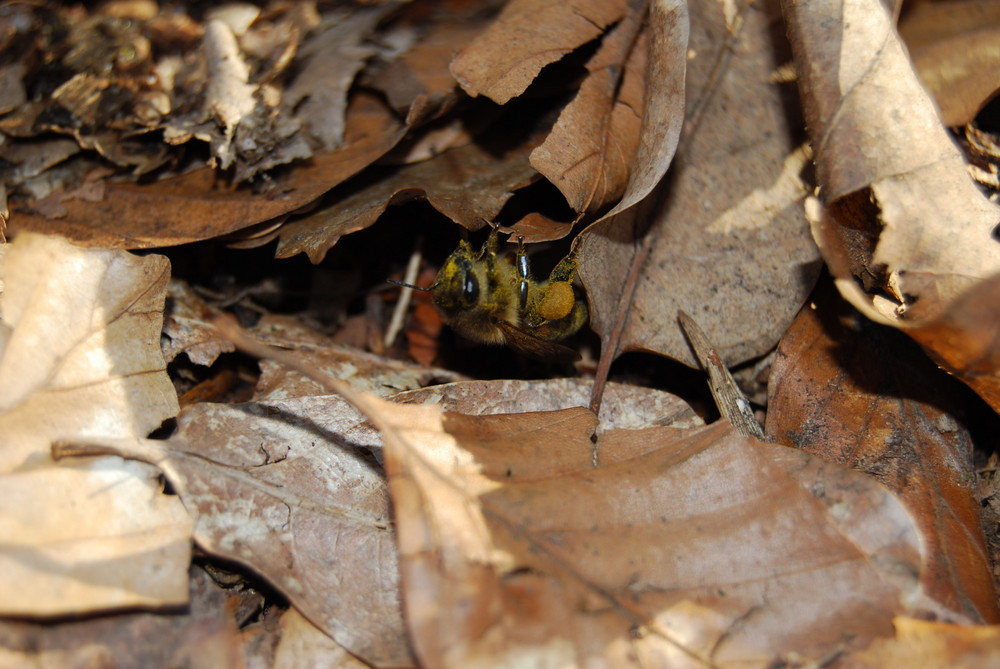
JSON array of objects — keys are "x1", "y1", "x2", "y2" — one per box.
[
  {"x1": 0, "y1": 233, "x2": 190, "y2": 616},
  {"x1": 784, "y1": 0, "x2": 1000, "y2": 321},
  {"x1": 844, "y1": 617, "x2": 1000, "y2": 668}
]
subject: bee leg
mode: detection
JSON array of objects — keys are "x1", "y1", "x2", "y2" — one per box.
[
  {"x1": 547, "y1": 249, "x2": 579, "y2": 284},
  {"x1": 478, "y1": 221, "x2": 500, "y2": 260},
  {"x1": 537, "y1": 251, "x2": 580, "y2": 322},
  {"x1": 476, "y1": 223, "x2": 505, "y2": 301},
  {"x1": 515, "y1": 235, "x2": 531, "y2": 310}
]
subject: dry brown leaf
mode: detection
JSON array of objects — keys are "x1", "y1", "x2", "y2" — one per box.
[
  {"x1": 900, "y1": 1, "x2": 1000, "y2": 127},
  {"x1": 9, "y1": 93, "x2": 405, "y2": 249},
  {"x1": 63, "y1": 395, "x2": 411, "y2": 668},
  {"x1": 907, "y1": 272, "x2": 1000, "y2": 412},
  {"x1": 783, "y1": 0, "x2": 1000, "y2": 321},
  {"x1": 529, "y1": 9, "x2": 645, "y2": 213},
  {"x1": 580, "y1": 1, "x2": 820, "y2": 368},
  {"x1": 505, "y1": 212, "x2": 576, "y2": 243},
  {"x1": 766, "y1": 287, "x2": 999, "y2": 623},
  {"x1": 376, "y1": 398, "x2": 953, "y2": 667},
  {"x1": 0, "y1": 567, "x2": 244, "y2": 669},
  {"x1": 275, "y1": 134, "x2": 540, "y2": 262},
  {"x1": 366, "y1": 12, "x2": 484, "y2": 120},
  {"x1": 450, "y1": 0, "x2": 628, "y2": 105},
  {"x1": 0, "y1": 233, "x2": 190, "y2": 616},
  {"x1": 597, "y1": 0, "x2": 688, "y2": 219}
]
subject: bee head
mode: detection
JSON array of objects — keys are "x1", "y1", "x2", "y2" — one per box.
[{"x1": 432, "y1": 241, "x2": 481, "y2": 313}]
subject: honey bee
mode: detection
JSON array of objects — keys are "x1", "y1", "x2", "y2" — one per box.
[{"x1": 392, "y1": 227, "x2": 588, "y2": 362}]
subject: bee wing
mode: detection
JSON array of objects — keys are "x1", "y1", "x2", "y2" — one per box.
[{"x1": 495, "y1": 319, "x2": 581, "y2": 363}]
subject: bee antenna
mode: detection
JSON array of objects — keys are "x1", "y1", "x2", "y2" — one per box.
[{"x1": 387, "y1": 278, "x2": 434, "y2": 292}]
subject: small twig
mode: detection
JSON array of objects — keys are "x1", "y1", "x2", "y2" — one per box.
[
  {"x1": 384, "y1": 239, "x2": 423, "y2": 350},
  {"x1": 678, "y1": 310, "x2": 765, "y2": 440},
  {"x1": 588, "y1": 221, "x2": 653, "y2": 420}
]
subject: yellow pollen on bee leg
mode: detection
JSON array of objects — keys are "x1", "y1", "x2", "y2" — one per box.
[{"x1": 538, "y1": 282, "x2": 575, "y2": 321}]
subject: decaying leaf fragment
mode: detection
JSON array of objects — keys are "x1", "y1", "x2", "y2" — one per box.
[
  {"x1": 0, "y1": 233, "x2": 190, "y2": 616},
  {"x1": 12, "y1": 93, "x2": 406, "y2": 249},
  {"x1": 376, "y1": 398, "x2": 952, "y2": 668}
]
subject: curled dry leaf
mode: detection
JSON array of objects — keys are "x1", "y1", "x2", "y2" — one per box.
[
  {"x1": 580, "y1": 0, "x2": 820, "y2": 368},
  {"x1": 783, "y1": 0, "x2": 1000, "y2": 320},
  {"x1": 10, "y1": 93, "x2": 406, "y2": 249},
  {"x1": 63, "y1": 395, "x2": 411, "y2": 668},
  {"x1": 376, "y1": 397, "x2": 952, "y2": 668},
  {"x1": 0, "y1": 233, "x2": 190, "y2": 615},
  {"x1": 766, "y1": 289, "x2": 999, "y2": 623}
]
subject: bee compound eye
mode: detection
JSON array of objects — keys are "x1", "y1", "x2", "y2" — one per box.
[{"x1": 463, "y1": 273, "x2": 480, "y2": 303}]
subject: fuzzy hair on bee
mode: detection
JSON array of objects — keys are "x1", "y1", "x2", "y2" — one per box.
[{"x1": 391, "y1": 227, "x2": 588, "y2": 362}]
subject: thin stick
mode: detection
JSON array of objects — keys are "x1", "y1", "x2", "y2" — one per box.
[
  {"x1": 384, "y1": 239, "x2": 423, "y2": 349},
  {"x1": 678, "y1": 310, "x2": 765, "y2": 440}
]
